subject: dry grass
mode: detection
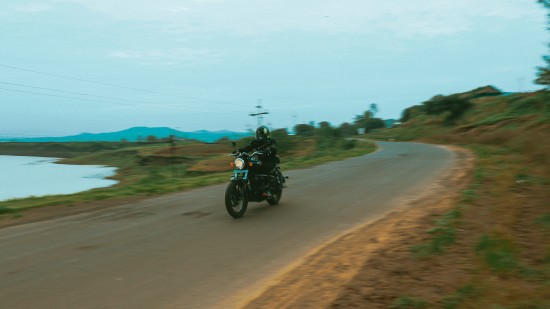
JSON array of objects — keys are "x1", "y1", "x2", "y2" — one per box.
[{"x1": 187, "y1": 155, "x2": 233, "y2": 172}]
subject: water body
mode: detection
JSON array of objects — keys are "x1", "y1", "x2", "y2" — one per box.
[{"x1": 1, "y1": 155, "x2": 118, "y2": 201}]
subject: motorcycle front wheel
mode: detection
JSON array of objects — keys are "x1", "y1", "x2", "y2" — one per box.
[{"x1": 225, "y1": 181, "x2": 248, "y2": 218}]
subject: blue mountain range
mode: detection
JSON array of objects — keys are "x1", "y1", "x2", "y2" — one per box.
[{"x1": 0, "y1": 127, "x2": 251, "y2": 143}]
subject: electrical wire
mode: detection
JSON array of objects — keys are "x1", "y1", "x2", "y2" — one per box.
[
  {"x1": 0, "y1": 81, "x2": 247, "y2": 113},
  {"x1": 0, "y1": 87, "x2": 241, "y2": 113},
  {"x1": 0, "y1": 63, "x2": 252, "y2": 108}
]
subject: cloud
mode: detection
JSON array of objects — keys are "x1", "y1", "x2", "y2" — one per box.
[
  {"x1": 12, "y1": 3, "x2": 53, "y2": 13},
  {"x1": 165, "y1": 6, "x2": 192, "y2": 13},
  {"x1": 55, "y1": 0, "x2": 541, "y2": 37},
  {"x1": 109, "y1": 48, "x2": 224, "y2": 65}
]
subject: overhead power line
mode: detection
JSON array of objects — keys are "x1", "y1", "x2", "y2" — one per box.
[
  {"x1": 0, "y1": 81, "x2": 246, "y2": 113},
  {"x1": 0, "y1": 87, "x2": 240, "y2": 113},
  {"x1": 0, "y1": 63, "x2": 251, "y2": 108}
]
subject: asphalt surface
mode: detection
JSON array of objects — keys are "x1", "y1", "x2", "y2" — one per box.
[{"x1": 0, "y1": 142, "x2": 454, "y2": 309}]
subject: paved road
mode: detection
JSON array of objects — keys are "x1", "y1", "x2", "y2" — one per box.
[{"x1": 0, "y1": 142, "x2": 453, "y2": 309}]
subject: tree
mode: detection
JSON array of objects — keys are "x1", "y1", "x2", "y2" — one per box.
[
  {"x1": 369, "y1": 103, "x2": 379, "y2": 118},
  {"x1": 535, "y1": 0, "x2": 550, "y2": 87},
  {"x1": 535, "y1": 56, "x2": 550, "y2": 86},
  {"x1": 353, "y1": 110, "x2": 385, "y2": 132},
  {"x1": 294, "y1": 123, "x2": 315, "y2": 136},
  {"x1": 363, "y1": 118, "x2": 386, "y2": 131},
  {"x1": 317, "y1": 121, "x2": 339, "y2": 139},
  {"x1": 146, "y1": 135, "x2": 158, "y2": 142},
  {"x1": 400, "y1": 105, "x2": 423, "y2": 122},
  {"x1": 338, "y1": 122, "x2": 357, "y2": 136},
  {"x1": 422, "y1": 94, "x2": 472, "y2": 125},
  {"x1": 271, "y1": 128, "x2": 292, "y2": 155}
]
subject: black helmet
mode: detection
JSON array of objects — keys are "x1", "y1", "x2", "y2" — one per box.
[{"x1": 255, "y1": 125, "x2": 270, "y2": 141}]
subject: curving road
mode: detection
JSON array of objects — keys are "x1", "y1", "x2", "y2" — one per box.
[{"x1": 0, "y1": 142, "x2": 454, "y2": 309}]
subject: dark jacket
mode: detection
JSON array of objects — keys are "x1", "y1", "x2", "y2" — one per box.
[
  {"x1": 240, "y1": 138, "x2": 277, "y2": 157},
  {"x1": 240, "y1": 138, "x2": 278, "y2": 173}
]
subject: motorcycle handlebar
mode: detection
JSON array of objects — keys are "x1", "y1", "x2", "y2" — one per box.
[{"x1": 227, "y1": 150, "x2": 266, "y2": 157}]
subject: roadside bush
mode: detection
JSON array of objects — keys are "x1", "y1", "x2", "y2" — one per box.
[
  {"x1": 0, "y1": 206, "x2": 16, "y2": 214},
  {"x1": 422, "y1": 94, "x2": 472, "y2": 125},
  {"x1": 341, "y1": 139, "x2": 357, "y2": 150},
  {"x1": 271, "y1": 128, "x2": 295, "y2": 155}
]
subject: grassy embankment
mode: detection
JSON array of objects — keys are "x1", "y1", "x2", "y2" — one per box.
[
  {"x1": 361, "y1": 90, "x2": 550, "y2": 308},
  {"x1": 0, "y1": 133, "x2": 375, "y2": 216}
]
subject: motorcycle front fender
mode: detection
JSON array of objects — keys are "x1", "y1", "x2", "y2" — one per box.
[{"x1": 230, "y1": 169, "x2": 248, "y2": 181}]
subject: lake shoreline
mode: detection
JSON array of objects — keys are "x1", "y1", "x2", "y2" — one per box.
[{"x1": 1, "y1": 155, "x2": 118, "y2": 202}]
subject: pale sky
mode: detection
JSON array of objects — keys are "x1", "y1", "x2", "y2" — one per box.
[{"x1": 0, "y1": 0, "x2": 547, "y2": 136}]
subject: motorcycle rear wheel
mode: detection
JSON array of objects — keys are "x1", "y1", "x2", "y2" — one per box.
[
  {"x1": 267, "y1": 188, "x2": 282, "y2": 205},
  {"x1": 225, "y1": 181, "x2": 248, "y2": 218}
]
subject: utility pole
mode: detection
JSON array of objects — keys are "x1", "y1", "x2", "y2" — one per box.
[{"x1": 249, "y1": 99, "x2": 269, "y2": 127}]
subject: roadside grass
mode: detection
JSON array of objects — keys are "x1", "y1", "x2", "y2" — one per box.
[
  {"x1": 475, "y1": 234, "x2": 519, "y2": 273},
  {"x1": 414, "y1": 140, "x2": 549, "y2": 306},
  {"x1": 282, "y1": 138, "x2": 376, "y2": 170},
  {"x1": 441, "y1": 283, "x2": 480, "y2": 309},
  {"x1": 392, "y1": 136, "x2": 549, "y2": 307},
  {"x1": 534, "y1": 214, "x2": 550, "y2": 229},
  {"x1": 391, "y1": 296, "x2": 427, "y2": 309},
  {"x1": 363, "y1": 91, "x2": 550, "y2": 308},
  {"x1": 0, "y1": 137, "x2": 376, "y2": 215},
  {"x1": 0, "y1": 205, "x2": 18, "y2": 214},
  {"x1": 411, "y1": 208, "x2": 461, "y2": 257}
]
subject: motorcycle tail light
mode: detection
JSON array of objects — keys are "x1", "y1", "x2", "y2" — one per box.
[
  {"x1": 230, "y1": 162, "x2": 235, "y2": 167},
  {"x1": 249, "y1": 162, "x2": 253, "y2": 167}
]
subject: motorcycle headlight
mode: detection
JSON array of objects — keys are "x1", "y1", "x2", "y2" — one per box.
[{"x1": 234, "y1": 158, "x2": 245, "y2": 170}]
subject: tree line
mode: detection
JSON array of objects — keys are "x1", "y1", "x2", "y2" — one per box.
[{"x1": 293, "y1": 103, "x2": 385, "y2": 137}]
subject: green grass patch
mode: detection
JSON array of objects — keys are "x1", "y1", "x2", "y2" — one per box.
[
  {"x1": 442, "y1": 283, "x2": 480, "y2": 309},
  {"x1": 411, "y1": 209, "x2": 461, "y2": 257},
  {"x1": 391, "y1": 296, "x2": 427, "y2": 309},
  {"x1": 476, "y1": 234, "x2": 519, "y2": 272},
  {"x1": 461, "y1": 188, "x2": 478, "y2": 203},
  {"x1": 0, "y1": 206, "x2": 17, "y2": 214},
  {"x1": 534, "y1": 214, "x2": 550, "y2": 229},
  {"x1": 282, "y1": 139, "x2": 376, "y2": 170}
]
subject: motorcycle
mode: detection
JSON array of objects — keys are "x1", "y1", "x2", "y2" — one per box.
[{"x1": 225, "y1": 142, "x2": 287, "y2": 218}]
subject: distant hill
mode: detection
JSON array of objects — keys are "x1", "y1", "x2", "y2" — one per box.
[
  {"x1": 457, "y1": 85, "x2": 502, "y2": 99},
  {"x1": 0, "y1": 127, "x2": 251, "y2": 143}
]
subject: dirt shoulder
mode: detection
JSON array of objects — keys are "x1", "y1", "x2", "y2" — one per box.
[{"x1": 240, "y1": 146, "x2": 474, "y2": 308}]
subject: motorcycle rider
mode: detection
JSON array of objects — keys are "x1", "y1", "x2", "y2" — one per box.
[{"x1": 239, "y1": 125, "x2": 279, "y2": 196}]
